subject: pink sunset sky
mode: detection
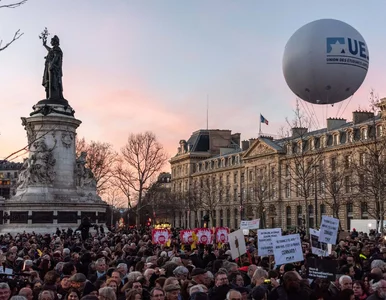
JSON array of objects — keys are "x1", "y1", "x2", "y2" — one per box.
[{"x1": 1, "y1": 1, "x2": 386, "y2": 170}]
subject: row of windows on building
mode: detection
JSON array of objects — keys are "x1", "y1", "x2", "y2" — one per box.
[
  {"x1": 286, "y1": 203, "x2": 368, "y2": 229},
  {"x1": 0, "y1": 172, "x2": 18, "y2": 179},
  {"x1": 171, "y1": 154, "x2": 243, "y2": 179},
  {"x1": 172, "y1": 125, "x2": 384, "y2": 179},
  {"x1": 174, "y1": 151, "x2": 371, "y2": 193},
  {"x1": 287, "y1": 125, "x2": 383, "y2": 154},
  {"x1": 174, "y1": 202, "x2": 369, "y2": 229}
]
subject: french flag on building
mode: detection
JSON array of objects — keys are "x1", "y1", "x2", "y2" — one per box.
[{"x1": 260, "y1": 114, "x2": 269, "y2": 125}]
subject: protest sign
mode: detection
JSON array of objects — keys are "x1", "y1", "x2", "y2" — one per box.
[
  {"x1": 309, "y1": 228, "x2": 328, "y2": 257},
  {"x1": 272, "y1": 234, "x2": 303, "y2": 265},
  {"x1": 240, "y1": 219, "x2": 260, "y2": 230},
  {"x1": 228, "y1": 229, "x2": 246, "y2": 260},
  {"x1": 258, "y1": 228, "x2": 281, "y2": 256},
  {"x1": 152, "y1": 229, "x2": 170, "y2": 245},
  {"x1": 195, "y1": 228, "x2": 213, "y2": 244},
  {"x1": 306, "y1": 257, "x2": 337, "y2": 281},
  {"x1": 215, "y1": 227, "x2": 229, "y2": 244},
  {"x1": 319, "y1": 216, "x2": 339, "y2": 244},
  {"x1": 180, "y1": 230, "x2": 194, "y2": 244}
]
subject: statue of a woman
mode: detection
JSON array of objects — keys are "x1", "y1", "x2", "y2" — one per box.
[{"x1": 42, "y1": 35, "x2": 63, "y2": 100}]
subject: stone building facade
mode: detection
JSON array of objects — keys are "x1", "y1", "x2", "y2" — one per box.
[
  {"x1": 0, "y1": 160, "x2": 22, "y2": 199},
  {"x1": 170, "y1": 102, "x2": 386, "y2": 230}
]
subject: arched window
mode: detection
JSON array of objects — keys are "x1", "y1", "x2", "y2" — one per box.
[
  {"x1": 320, "y1": 204, "x2": 326, "y2": 223},
  {"x1": 234, "y1": 208, "x2": 239, "y2": 229},
  {"x1": 226, "y1": 209, "x2": 231, "y2": 228},
  {"x1": 297, "y1": 205, "x2": 303, "y2": 226},
  {"x1": 286, "y1": 206, "x2": 292, "y2": 229},
  {"x1": 308, "y1": 205, "x2": 314, "y2": 228}
]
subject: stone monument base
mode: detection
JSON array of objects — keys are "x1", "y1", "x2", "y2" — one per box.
[{"x1": 0, "y1": 200, "x2": 107, "y2": 235}]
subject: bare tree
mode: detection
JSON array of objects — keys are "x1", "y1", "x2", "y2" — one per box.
[
  {"x1": 282, "y1": 101, "x2": 323, "y2": 232},
  {"x1": 318, "y1": 154, "x2": 349, "y2": 220},
  {"x1": 198, "y1": 175, "x2": 220, "y2": 227},
  {"x1": 351, "y1": 91, "x2": 386, "y2": 230},
  {"x1": 246, "y1": 170, "x2": 274, "y2": 228},
  {"x1": 144, "y1": 180, "x2": 182, "y2": 225},
  {"x1": 76, "y1": 137, "x2": 117, "y2": 195},
  {"x1": 0, "y1": 0, "x2": 27, "y2": 52},
  {"x1": 105, "y1": 185, "x2": 126, "y2": 208},
  {"x1": 187, "y1": 183, "x2": 204, "y2": 228},
  {"x1": 114, "y1": 132, "x2": 168, "y2": 226}
]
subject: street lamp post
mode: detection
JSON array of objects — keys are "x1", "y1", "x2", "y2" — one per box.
[
  {"x1": 239, "y1": 190, "x2": 244, "y2": 221},
  {"x1": 314, "y1": 165, "x2": 319, "y2": 228}
]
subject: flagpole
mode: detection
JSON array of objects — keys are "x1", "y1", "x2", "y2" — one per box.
[{"x1": 259, "y1": 114, "x2": 261, "y2": 137}]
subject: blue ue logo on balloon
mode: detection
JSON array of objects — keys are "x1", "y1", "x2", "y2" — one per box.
[{"x1": 326, "y1": 37, "x2": 369, "y2": 70}]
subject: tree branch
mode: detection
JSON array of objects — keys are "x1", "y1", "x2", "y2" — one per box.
[
  {"x1": 0, "y1": 29, "x2": 23, "y2": 51},
  {"x1": 0, "y1": 0, "x2": 27, "y2": 9}
]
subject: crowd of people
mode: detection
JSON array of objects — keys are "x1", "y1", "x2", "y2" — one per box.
[{"x1": 0, "y1": 223, "x2": 385, "y2": 300}]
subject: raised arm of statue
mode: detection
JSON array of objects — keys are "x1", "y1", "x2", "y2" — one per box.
[{"x1": 43, "y1": 41, "x2": 51, "y2": 52}]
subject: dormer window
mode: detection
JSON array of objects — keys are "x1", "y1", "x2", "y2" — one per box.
[
  {"x1": 361, "y1": 128, "x2": 368, "y2": 140},
  {"x1": 347, "y1": 130, "x2": 353, "y2": 143},
  {"x1": 377, "y1": 125, "x2": 383, "y2": 137},
  {"x1": 287, "y1": 143, "x2": 292, "y2": 154},
  {"x1": 333, "y1": 133, "x2": 339, "y2": 146},
  {"x1": 320, "y1": 136, "x2": 326, "y2": 148},
  {"x1": 297, "y1": 141, "x2": 303, "y2": 153},
  {"x1": 310, "y1": 138, "x2": 315, "y2": 150}
]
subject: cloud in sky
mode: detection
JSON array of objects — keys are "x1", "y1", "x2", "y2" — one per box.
[{"x1": 1, "y1": 0, "x2": 386, "y2": 168}]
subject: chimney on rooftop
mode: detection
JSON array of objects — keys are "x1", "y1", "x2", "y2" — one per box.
[
  {"x1": 291, "y1": 127, "x2": 308, "y2": 138},
  {"x1": 327, "y1": 118, "x2": 347, "y2": 131},
  {"x1": 241, "y1": 140, "x2": 250, "y2": 151},
  {"x1": 352, "y1": 111, "x2": 374, "y2": 124}
]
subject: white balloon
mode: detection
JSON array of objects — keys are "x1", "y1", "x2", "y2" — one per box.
[{"x1": 282, "y1": 19, "x2": 369, "y2": 105}]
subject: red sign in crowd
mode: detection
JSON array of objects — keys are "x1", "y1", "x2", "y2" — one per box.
[{"x1": 152, "y1": 227, "x2": 230, "y2": 245}]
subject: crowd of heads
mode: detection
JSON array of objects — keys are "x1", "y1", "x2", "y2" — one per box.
[{"x1": 0, "y1": 227, "x2": 384, "y2": 300}]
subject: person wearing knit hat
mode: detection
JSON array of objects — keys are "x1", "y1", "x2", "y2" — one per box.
[{"x1": 164, "y1": 284, "x2": 180, "y2": 300}]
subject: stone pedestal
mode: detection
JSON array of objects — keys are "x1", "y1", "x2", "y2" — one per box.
[{"x1": 0, "y1": 100, "x2": 107, "y2": 234}]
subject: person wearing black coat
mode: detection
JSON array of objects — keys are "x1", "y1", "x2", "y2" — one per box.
[{"x1": 77, "y1": 217, "x2": 93, "y2": 241}]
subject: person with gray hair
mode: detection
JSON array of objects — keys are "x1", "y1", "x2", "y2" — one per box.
[
  {"x1": 10, "y1": 297, "x2": 26, "y2": 300},
  {"x1": 371, "y1": 259, "x2": 386, "y2": 270},
  {"x1": 223, "y1": 261, "x2": 238, "y2": 274},
  {"x1": 55, "y1": 261, "x2": 65, "y2": 274},
  {"x1": 62, "y1": 248, "x2": 71, "y2": 259},
  {"x1": 38, "y1": 290, "x2": 55, "y2": 300},
  {"x1": 339, "y1": 275, "x2": 353, "y2": 291},
  {"x1": 99, "y1": 287, "x2": 116, "y2": 300},
  {"x1": 0, "y1": 283, "x2": 11, "y2": 300},
  {"x1": 368, "y1": 279, "x2": 386, "y2": 300},
  {"x1": 173, "y1": 266, "x2": 189, "y2": 280},
  {"x1": 18, "y1": 287, "x2": 33, "y2": 300},
  {"x1": 226, "y1": 289, "x2": 242, "y2": 300},
  {"x1": 189, "y1": 285, "x2": 206, "y2": 295},
  {"x1": 252, "y1": 267, "x2": 268, "y2": 287},
  {"x1": 126, "y1": 271, "x2": 142, "y2": 283}
]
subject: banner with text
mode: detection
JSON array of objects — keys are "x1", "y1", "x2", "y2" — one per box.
[
  {"x1": 306, "y1": 257, "x2": 337, "y2": 281},
  {"x1": 309, "y1": 228, "x2": 329, "y2": 257},
  {"x1": 258, "y1": 228, "x2": 282, "y2": 256},
  {"x1": 240, "y1": 219, "x2": 260, "y2": 230},
  {"x1": 319, "y1": 216, "x2": 339, "y2": 244},
  {"x1": 272, "y1": 234, "x2": 303, "y2": 265}
]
